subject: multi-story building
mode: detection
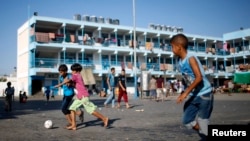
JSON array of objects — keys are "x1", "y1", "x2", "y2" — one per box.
[{"x1": 17, "y1": 14, "x2": 250, "y2": 96}]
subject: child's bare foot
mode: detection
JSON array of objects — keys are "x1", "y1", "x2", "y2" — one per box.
[
  {"x1": 65, "y1": 123, "x2": 71, "y2": 128},
  {"x1": 192, "y1": 124, "x2": 199, "y2": 131},
  {"x1": 66, "y1": 126, "x2": 77, "y2": 130},
  {"x1": 104, "y1": 117, "x2": 109, "y2": 127}
]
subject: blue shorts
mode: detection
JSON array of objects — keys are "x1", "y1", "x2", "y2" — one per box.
[{"x1": 182, "y1": 92, "x2": 214, "y2": 135}]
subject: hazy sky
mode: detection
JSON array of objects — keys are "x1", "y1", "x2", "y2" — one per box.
[{"x1": 0, "y1": 0, "x2": 250, "y2": 75}]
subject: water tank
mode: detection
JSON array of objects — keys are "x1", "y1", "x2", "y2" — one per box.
[
  {"x1": 112, "y1": 19, "x2": 120, "y2": 25},
  {"x1": 172, "y1": 26, "x2": 177, "y2": 32},
  {"x1": 82, "y1": 15, "x2": 90, "y2": 21},
  {"x1": 166, "y1": 26, "x2": 171, "y2": 31},
  {"x1": 105, "y1": 17, "x2": 112, "y2": 24},
  {"x1": 156, "y1": 24, "x2": 161, "y2": 30},
  {"x1": 148, "y1": 23, "x2": 155, "y2": 30},
  {"x1": 161, "y1": 25, "x2": 167, "y2": 31},
  {"x1": 73, "y1": 14, "x2": 81, "y2": 20},
  {"x1": 177, "y1": 27, "x2": 183, "y2": 33},
  {"x1": 90, "y1": 15, "x2": 97, "y2": 22},
  {"x1": 97, "y1": 16, "x2": 104, "y2": 23}
]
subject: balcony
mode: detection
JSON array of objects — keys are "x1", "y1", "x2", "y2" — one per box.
[{"x1": 33, "y1": 58, "x2": 178, "y2": 74}]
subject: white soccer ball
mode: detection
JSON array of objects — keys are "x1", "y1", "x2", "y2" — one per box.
[
  {"x1": 44, "y1": 120, "x2": 53, "y2": 129},
  {"x1": 74, "y1": 88, "x2": 78, "y2": 95}
]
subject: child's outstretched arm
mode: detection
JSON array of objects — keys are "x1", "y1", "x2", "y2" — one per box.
[
  {"x1": 177, "y1": 56, "x2": 203, "y2": 104},
  {"x1": 54, "y1": 78, "x2": 72, "y2": 88}
]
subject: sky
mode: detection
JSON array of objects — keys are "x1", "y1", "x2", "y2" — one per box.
[{"x1": 0, "y1": 0, "x2": 250, "y2": 75}]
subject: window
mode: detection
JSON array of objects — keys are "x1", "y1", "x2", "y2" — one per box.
[
  {"x1": 126, "y1": 77, "x2": 135, "y2": 87},
  {"x1": 102, "y1": 55, "x2": 109, "y2": 61},
  {"x1": 126, "y1": 56, "x2": 131, "y2": 62},
  {"x1": 165, "y1": 58, "x2": 172, "y2": 64}
]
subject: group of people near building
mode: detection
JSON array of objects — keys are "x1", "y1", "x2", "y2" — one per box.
[
  {"x1": 103, "y1": 33, "x2": 213, "y2": 141},
  {"x1": 2, "y1": 34, "x2": 213, "y2": 141},
  {"x1": 103, "y1": 33, "x2": 214, "y2": 141},
  {"x1": 103, "y1": 67, "x2": 131, "y2": 109},
  {"x1": 3, "y1": 81, "x2": 29, "y2": 112},
  {"x1": 148, "y1": 75, "x2": 185, "y2": 102}
]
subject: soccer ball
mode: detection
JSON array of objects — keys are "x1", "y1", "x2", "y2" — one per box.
[
  {"x1": 74, "y1": 88, "x2": 78, "y2": 95},
  {"x1": 44, "y1": 120, "x2": 53, "y2": 129}
]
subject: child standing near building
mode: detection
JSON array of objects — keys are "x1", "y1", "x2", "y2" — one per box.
[
  {"x1": 116, "y1": 69, "x2": 130, "y2": 109},
  {"x1": 104, "y1": 67, "x2": 116, "y2": 108},
  {"x1": 149, "y1": 75, "x2": 157, "y2": 100},
  {"x1": 44, "y1": 86, "x2": 51, "y2": 103},
  {"x1": 55, "y1": 63, "x2": 108, "y2": 130},
  {"x1": 4, "y1": 82, "x2": 14, "y2": 111},
  {"x1": 170, "y1": 33, "x2": 213, "y2": 141}
]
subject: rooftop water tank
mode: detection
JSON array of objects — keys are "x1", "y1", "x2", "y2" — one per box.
[
  {"x1": 172, "y1": 26, "x2": 177, "y2": 32},
  {"x1": 105, "y1": 17, "x2": 112, "y2": 24},
  {"x1": 148, "y1": 23, "x2": 155, "y2": 30},
  {"x1": 34, "y1": 12, "x2": 38, "y2": 16},
  {"x1": 166, "y1": 26, "x2": 171, "y2": 31},
  {"x1": 156, "y1": 24, "x2": 162, "y2": 30},
  {"x1": 161, "y1": 25, "x2": 167, "y2": 31},
  {"x1": 97, "y1": 16, "x2": 104, "y2": 23},
  {"x1": 82, "y1": 15, "x2": 90, "y2": 21},
  {"x1": 90, "y1": 15, "x2": 97, "y2": 22},
  {"x1": 177, "y1": 27, "x2": 183, "y2": 33},
  {"x1": 112, "y1": 19, "x2": 120, "y2": 25},
  {"x1": 74, "y1": 14, "x2": 81, "y2": 20}
]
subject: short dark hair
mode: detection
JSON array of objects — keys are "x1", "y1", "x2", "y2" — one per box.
[
  {"x1": 7, "y1": 81, "x2": 11, "y2": 86},
  {"x1": 170, "y1": 33, "x2": 188, "y2": 50},
  {"x1": 58, "y1": 64, "x2": 68, "y2": 72},
  {"x1": 121, "y1": 68, "x2": 125, "y2": 72},
  {"x1": 71, "y1": 63, "x2": 82, "y2": 72},
  {"x1": 111, "y1": 67, "x2": 115, "y2": 71}
]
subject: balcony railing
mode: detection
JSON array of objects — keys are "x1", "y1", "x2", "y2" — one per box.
[
  {"x1": 30, "y1": 32, "x2": 250, "y2": 56},
  {"x1": 33, "y1": 58, "x2": 175, "y2": 72}
]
